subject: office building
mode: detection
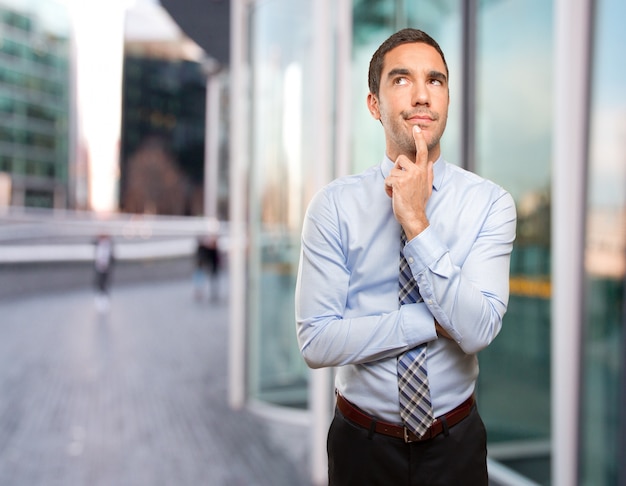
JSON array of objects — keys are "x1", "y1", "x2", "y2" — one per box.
[{"x1": 0, "y1": 0, "x2": 70, "y2": 208}]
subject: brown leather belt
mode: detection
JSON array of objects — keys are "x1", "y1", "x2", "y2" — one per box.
[{"x1": 336, "y1": 392, "x2": 475, "y2": 443}]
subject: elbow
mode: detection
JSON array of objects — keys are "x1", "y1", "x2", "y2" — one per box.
[
  {"x1": 297, "y1": 330, "x2": 327, "y2": 369},
  {"x1": 454, "y1": 303, "x2": 504, "y2": 354},
  {"x1": 458, "y1": 338, "x2": 490, "y2": 355},
  {"x1": 297, "y1": 314, "x2": 345, "y2": 369},
  {"x1": 453, "y1": 328, "x2": 494, "y2": 354},
  {"x1": 301, "y1": 349, "x2": 326, "y2": 369},
  {"x1": 456, "y1": 319, "x2": 502, "y2": 355},
  {"x1": 297, "y1": 317, "x2": 335, "y2": 369},
  {"x1": 299, "y1": 338, "x2": 334, "y2": 369}
]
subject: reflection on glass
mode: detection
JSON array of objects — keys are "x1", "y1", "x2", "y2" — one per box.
[
  {"x1": 247, "y1": 0, "x2": 315, "y2": 407},
  {"x1": 580, "y1": 0, "x2": 626, "y2": 483},
  {"x1": 474, "y1": 0, "x2": 553, "y2": 483}
]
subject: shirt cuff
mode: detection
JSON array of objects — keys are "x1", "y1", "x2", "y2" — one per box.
[
  {"x1": 403, "y1": 225, "x2": 446, "y2": 273},
  {"x1": 399, "y1": 302, "x2": 438, "y2": 346}
]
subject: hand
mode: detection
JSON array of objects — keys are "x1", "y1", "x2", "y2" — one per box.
[
  {"x1": 436, "y1": 322, "x2": 452, "y2": 340},
  {"x1": 384, "y1": 126, "x2": 433, "y2": 239}
]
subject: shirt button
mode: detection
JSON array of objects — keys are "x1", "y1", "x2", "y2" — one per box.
[{"x1": 408, "y1": 257, "x2": 414, "y2": 264}]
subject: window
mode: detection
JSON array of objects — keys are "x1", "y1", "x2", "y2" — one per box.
[{"x1": 580, "y1": 0, "x2": 626, "y2": 483}]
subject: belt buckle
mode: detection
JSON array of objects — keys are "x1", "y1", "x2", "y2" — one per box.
[
  {"x1": 403, "y1": 427, "x2": 417, "y2": 443},
  {"x1": 404, "y1": 426, "x2": 431, "y2": 442}
]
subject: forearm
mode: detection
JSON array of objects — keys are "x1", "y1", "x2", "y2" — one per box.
[
  {"x1": 296, "y1": 250, "x2": 437, "y2": 368},
  {"x1": 296, "y1": 309, "x2": 434, "y2": 369}
]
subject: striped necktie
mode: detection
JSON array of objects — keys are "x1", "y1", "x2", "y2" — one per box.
[{"x1": 397, "y1": 229, "x2": 434, "y2": 438}]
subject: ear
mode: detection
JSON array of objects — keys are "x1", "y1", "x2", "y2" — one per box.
[{"x1": 367, "y1": 93, "x2": 380, "y2": 120}]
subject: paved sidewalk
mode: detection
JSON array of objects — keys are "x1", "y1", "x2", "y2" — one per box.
[{"x1": 0, "y1": 275, "x2": 313, "y2": 486}]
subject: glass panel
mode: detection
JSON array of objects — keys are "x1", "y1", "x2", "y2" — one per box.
[
  {"x1": 247, "y1": 0, "x2": 318, "y2": 407},
  {"x1": 580, "y1": 0, "x2": 626, "y2": 483},
  {"x1": 351, "y1": 0, "x2": 397, "y2": 174},
  {"x1": 351, "y1": 0, "x2": 461, "y2": 173},
  {"x1": 475, "y1": 1, "x2": 553, "y2": 483}
]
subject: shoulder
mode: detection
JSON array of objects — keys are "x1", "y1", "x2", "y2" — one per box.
[
  {"x1": 325, "y1": 164, "x2": 381, "y2": 192},
  {"x1": 308, "y1": 164, "x2": 382, "y2": 209},
  {"x1": 439, "y1": 161, "x2": 516, "y2": 224},
  {"x1": 443, "y1": 161, "x2": 512, "y2": 200},
  {"x1": 303, "y1": 164, "x2": 386, "y2": 236}
]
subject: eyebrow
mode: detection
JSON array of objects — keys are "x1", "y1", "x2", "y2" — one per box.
[
  {"x1": 387, "y1": 68, "x2": 411, "y2": 79},
  {"x1": 386, "y1": 68, "x2": 448, "y2": 84},
  {"x1": 429, "y1": 70, "x2": 448, "y2": 83}
]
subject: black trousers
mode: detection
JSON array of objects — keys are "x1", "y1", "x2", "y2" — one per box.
[{"x1": 327, "y1": 404, "x2": 488, "y2": 486}]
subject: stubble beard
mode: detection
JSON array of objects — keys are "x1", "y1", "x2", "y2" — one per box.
[{"x1": 385, "y1": 115, "x2": 445, "y2": 159}]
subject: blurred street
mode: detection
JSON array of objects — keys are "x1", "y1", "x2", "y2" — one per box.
[{"x1": 0, "y1": 263, "x2": 312, "y2": 486}]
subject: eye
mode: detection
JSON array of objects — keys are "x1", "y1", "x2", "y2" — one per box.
[
  {"x1": 429, "y1": 78, "x2": 443, "y2": 86},
  {"x1": 394, "y1": 77, "x2": 409, "y2": 86}
]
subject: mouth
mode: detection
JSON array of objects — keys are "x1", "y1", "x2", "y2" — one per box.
[
  {"x1": 404, "y1": 112, "x2": 435, "y2": 128},
  {"x1": 406, "y1": 114, "x2": 433, "y2": 123}
]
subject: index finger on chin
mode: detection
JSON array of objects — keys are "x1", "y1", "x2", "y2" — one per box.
[{"x1": 412, "y1": 125, "x2": 428, "y2": 165}]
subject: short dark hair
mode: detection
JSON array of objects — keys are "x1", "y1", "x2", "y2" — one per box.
[{"x1": 368, "y1": 28, "x2": 449, "y2": 97}]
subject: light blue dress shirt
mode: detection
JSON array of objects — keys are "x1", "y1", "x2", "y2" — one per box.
[{"x1": 295, "y1": 156, "x2": 517, "y2": 423}]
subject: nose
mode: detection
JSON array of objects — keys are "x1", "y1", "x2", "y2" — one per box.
[{"x1": 412, "y1": 82, "x2": 430, "y2": 106}]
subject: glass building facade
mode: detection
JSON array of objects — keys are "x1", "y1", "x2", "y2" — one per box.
[
  {"x1": 580, "y1": 0, "x2": 625, "y2": 484},
  {"x1": 230, "y1": 0, "x2": 625, "y2": 484},
  {"x1": 0, "y1": 0, "x2": 70, "y2": 208},
  {"x1": 244, "y1": 0, "x2": 313, "y2": 407},
  {"x1": 120, "y1": 55, "x2": 208, "y2": 216}
]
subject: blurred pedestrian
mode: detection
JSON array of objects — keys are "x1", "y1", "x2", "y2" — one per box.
[
  {"x1": 193, "y1": 234, "x2": 220, "y2": 301},
  {"x1": 93, "y1": 233, "x2": 114, "y2": 312}
]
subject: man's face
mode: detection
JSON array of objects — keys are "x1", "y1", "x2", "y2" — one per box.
[{"x1": 367, "y1": 42, "x2": 449, "y2": 162}]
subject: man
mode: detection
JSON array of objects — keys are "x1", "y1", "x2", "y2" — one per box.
[{"x1": 295, "y1": 28, "x2": 516, "y2": 485}]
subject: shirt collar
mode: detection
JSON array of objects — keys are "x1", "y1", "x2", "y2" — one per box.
[{"x1": 380, "y1": 155, "x2": 445, "y2": 191}]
